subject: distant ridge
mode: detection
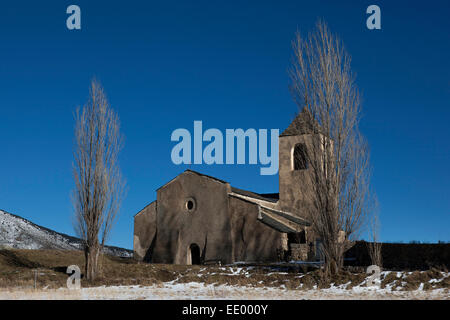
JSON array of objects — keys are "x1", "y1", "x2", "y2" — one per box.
[{"x1": 0, "y1": 209, "x2": 132, "y2": 257}]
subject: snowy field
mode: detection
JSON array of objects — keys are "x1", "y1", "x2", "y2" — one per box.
[
  {"x1": 1, "y1": 247, "x2": 448, "y2": 300},
  {"x1": 0, "y1": 281, "x2": 448, "y2": 300}
]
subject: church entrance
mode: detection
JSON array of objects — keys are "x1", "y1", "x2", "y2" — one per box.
[{"x1": 187, "y1": 243, "x2": 201, "y2": 265}]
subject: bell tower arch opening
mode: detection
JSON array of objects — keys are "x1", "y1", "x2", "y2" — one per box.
[{"x1": 292, "y1": 143, "x2": 308, "y2": 170}]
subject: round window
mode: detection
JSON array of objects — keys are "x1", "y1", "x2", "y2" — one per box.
[{"x1": 185, "y1": 198, "x2": 196, "y2": 212}]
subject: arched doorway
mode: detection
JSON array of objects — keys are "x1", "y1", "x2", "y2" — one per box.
[{"x1": 187, "y1": 243, "x2": 201, "y2": 265}]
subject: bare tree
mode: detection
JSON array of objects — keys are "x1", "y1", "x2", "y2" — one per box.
[
  {"x1": 72, "y1": 79, "x2": 126, "y2": 281},
  {"x1": 367, "y1": 205, "x2": 382, "y2": 268},
  {"x1": 289, "y1": 20, "x2": 375, "y2": 277}
]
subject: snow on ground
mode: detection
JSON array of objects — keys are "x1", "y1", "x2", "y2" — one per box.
[
  {"x1": 0, "y1": 269, "x2": 448, "y2": 300},
  {"x1": 0, "y1": 282, "x2": 448, "y2": 300}
]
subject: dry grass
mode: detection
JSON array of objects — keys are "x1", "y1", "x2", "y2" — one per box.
[{"x1": 0, "y1": 249, "x2": 449, "y2": 293}]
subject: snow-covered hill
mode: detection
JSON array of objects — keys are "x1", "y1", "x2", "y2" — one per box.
[{"x1": 0, "y1": 209, "x2": 132, "y2": 257}]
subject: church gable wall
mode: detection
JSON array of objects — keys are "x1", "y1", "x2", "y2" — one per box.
[{"x1": 152, "y1": 171, "x2": 233, "y2": 264}]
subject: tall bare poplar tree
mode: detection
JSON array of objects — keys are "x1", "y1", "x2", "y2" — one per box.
[
  {"x1": 367, "y1": 206, "x2": 382, "y2": 268},
  {"x1": 73, "y1": 80, "x2": 125, "y2": 281},
  {"x1": 289, "y1": 21, "x2": 374, "y2": 276}
]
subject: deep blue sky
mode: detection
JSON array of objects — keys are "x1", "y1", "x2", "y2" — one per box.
[{"x1": 0, "y1": 1, "x2": 449, "y2": 249}]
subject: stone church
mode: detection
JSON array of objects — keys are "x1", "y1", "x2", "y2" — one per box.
[{"x1": 133, "y1": 109, "x2": 321, "y2": 265}]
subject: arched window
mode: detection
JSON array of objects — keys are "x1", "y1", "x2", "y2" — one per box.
[{"x1": 293, "y1": 143, "x2": 308, "y2": 170}]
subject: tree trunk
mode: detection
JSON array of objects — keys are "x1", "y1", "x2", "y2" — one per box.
[
  {"x1": 85, "y1": 244, "x2": 100, "y2": 281},
  {"x1": 323, "y1": 244, "x2": 344, "y2": 278}
]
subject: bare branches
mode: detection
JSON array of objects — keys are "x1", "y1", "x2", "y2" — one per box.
[
  {"x1": 289, "y1": 20, "x2": 375, "y2": 276},
  {"x1": 72, "y1": 79, "x2": 126, "y2": 280},
  {"x1": 367, "y1": 200, "x2": 382, "y2": 268}
]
